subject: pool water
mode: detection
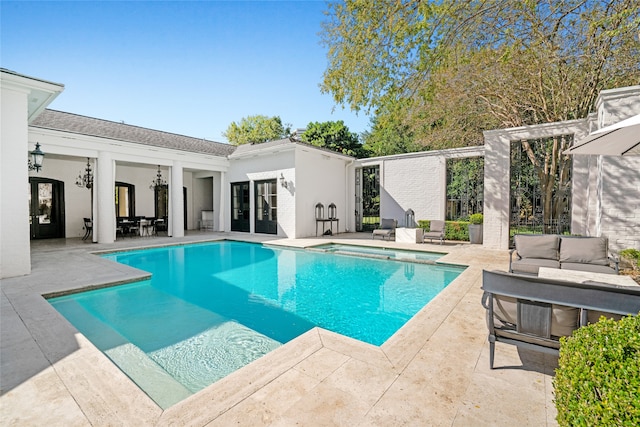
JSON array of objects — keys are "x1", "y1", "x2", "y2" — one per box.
[
  {"x1": 49, "y1": 241, "x2": 464, "y2": 408},
  {"x1": 312, "y1": 243, "x2": 445, "y2": 262}
]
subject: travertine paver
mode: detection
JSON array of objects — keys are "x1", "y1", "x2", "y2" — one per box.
[{"x1": 0, "y1": 232, "x2": 559, "y2": 426}]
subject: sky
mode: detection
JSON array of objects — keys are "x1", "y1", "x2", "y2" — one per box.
[{"x1": 1, "y1": 0, "x2": 370, "y2": 143}]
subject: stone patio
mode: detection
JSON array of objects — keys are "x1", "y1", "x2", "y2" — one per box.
[{"x1": 0, "y1": 232, "x2": 559, "y2": 426}]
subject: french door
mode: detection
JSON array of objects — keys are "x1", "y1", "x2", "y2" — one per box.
[
  {"x1": 255, "y1": 180, "x2": 277, "y2": 234},
  {"x1": 231, "y1": 182, "x2": 250, "y2": 232},
  {"x1": 29, "y1": 178, "x2": 65, "y2": 239}
]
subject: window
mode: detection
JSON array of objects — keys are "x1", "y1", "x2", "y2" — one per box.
[
  {"x1": 154, "y1": 184, "x2": 168, "y2": 219},
  {"x1": 115, "y1": 182, "x2": 135, "y2": 218}
]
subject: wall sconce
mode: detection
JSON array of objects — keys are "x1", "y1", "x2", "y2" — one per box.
[
  {"x1": 28, "y1": 142, "x2": 45, "y2": 172},
  {"x1": 280, "y1": 173, "x2": 288, "y2": 189}
]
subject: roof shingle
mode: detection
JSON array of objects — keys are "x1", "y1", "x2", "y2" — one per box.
[{"x1": 31, "y1": 109, "x2": 236, "y2": 157}]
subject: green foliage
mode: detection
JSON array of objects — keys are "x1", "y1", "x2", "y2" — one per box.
[
  {"x1": 418, "y1": 220, "x2": 469, "y2": 241},
  {"x1": 301, "y1": 120, "x2": 366, "y2": 157},
  {"x1": 321, "y1": 1, "x2": 640, "y2": 148},
  {"x1": 223, "y1": 115, "x2": 290, "y2": 145},
  {"x1": 469, "y1": 213, "x2": 483, "y2": 225},
  {"x1": 361, "y1": 113, "x2": 421, "y2": 157},
  {"x1": 620, "y1": 249, "x2": 640, "y2": 268},
  {"x1": 554, "y1": 315, "x2": 640, "y2": 426},
  {"x1": 446, "y1": 157, "x2": 484, "y2": 220}
]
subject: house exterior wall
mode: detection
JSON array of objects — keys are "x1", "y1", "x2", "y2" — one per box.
[
  {"x1": 1, "y1": 83, "x2": 32, "y2": 277},
  {"x1": 294, "y1": 148, "x2": 350, "y2": 237},
  {"x1": 359, "y1": 147, "x2": 484, "y2": 228},
  {"x1": 1, "y1": 71, "x2": 63, "y2": 278},
  {"x1": 595, "y1": 86, "x2": 640, "y2": 129},
  {"x1": 600, "y1": 156, "x2": 640, "y2": 250},
  {"x1": 382, "y1": 156, "x2": 445, "y2": 225},
  {"x1": 579, "y1": 87, "x2": 640, "y2": 251},
  {"x1": 227, "y1": 149, "x2": 295, "y2": 236}
]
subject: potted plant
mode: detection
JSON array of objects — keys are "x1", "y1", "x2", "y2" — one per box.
[{"x1": 468, "y1": 213, "x2": 483, "y2": 244}]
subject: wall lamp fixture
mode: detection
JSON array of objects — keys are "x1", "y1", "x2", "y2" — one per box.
[{"x1": 28, "y1": 143, "x2": 45, "y2": 172}]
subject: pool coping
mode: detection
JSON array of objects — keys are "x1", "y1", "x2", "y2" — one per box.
[{"x1": 1, "y1": 232, "x2": 559, "y2": 425}]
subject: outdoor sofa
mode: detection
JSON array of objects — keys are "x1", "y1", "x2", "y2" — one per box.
[
  {"x1": 509, "y1": 234, "x2": 619, "y2": 275},
  {"x1": 481, "y1": 269, "x2": 640, "y2": 368}
]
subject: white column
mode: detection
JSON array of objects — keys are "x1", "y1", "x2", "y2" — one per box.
[
  {"x1": 96, "y1": 152, "x2": 115, "y2": 243},
  {"x1": 219, "y1": 171, "x2": 226, "y2": 231},
  {"x1": 1, "y1": 85, "x2": 31, "y2": 278},
  {"x1": 482, "y1": 131, "x2": 511, "y2": 250},
  {"x1": 91, "y1": 158, "x2": 98, "y2": 243},
  {"x1": 170, "y1": 161, "x2": 184, "y2": 238}
]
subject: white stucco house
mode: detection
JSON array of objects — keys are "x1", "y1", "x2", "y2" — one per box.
[{"x1": 1, "y1": 68, "x2": 639, "y2": 279}]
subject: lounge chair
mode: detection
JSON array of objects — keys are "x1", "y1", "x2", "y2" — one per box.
[
  {"x1": 423, "y1": 220, "x2": 445, "y2": 245},
  {"x1": 372, "y1": 218, "x2": 397, "y2": 240}
]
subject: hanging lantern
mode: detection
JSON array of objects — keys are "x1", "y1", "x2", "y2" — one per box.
[
  {"x1": 150, "y1": 166, "x2": 167, "y2": 190},
  {"x1": 75, "y1": 158, "x2": 94, "y2": 189},
  {"x1": 405, "y1": 209, "x2": 415, "y2": 228},
  {"x1": 328, "y1": 203, "x2": 337, "y2": 219}
]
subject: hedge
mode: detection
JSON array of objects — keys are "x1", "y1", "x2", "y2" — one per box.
[
  {"x1": 418, "y1": 220, "x2": 470, "y2": 241},
  {"x1": 554, "y1": 314, "x2": 640, "y2": 426}
]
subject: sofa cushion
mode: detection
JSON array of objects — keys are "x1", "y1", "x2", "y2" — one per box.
[
  {"x1": 587, "y1": 311, "x2": 623, "y2": 325},
  {"x1": 511, "y1": 258, "x2": 560, "y2": 275},
  {"x1": 514, "y1": 235, "x2": 559, "y2": 260},
  {"x1": 492, "y1": 295, "x2": 578, "y2": 338},
  {"x1": 560, "y1": 262, "x2": 615, "y2": 274},
  {"x1": 559, "y1": 237, "x2": 608, "y2": 266}
]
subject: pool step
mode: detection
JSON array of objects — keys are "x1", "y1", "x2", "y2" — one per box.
[{"x1": 105, "y1": 343, "x2": 192, "y2": 409}]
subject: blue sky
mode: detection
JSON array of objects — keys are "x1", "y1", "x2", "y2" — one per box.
[{"x1": 1, "y1": 1, "x2": 370, "y2": 143}]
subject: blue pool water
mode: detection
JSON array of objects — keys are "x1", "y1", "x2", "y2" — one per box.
[
  {"x1": 49, "y1": 241, "x2": 464, "y2": 408},
  {"x1": 312, "y1": 243, "x2": 445, "y2": 262}
]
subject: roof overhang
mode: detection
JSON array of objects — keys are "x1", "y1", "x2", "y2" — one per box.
[
  {"x1": 0, "y1": 68, "x2": 64, "y2": 123},
  {"x1": 229, "y1": 139, "x2": 355, "y2": 162}
]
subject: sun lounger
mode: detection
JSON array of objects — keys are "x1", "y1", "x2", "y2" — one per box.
[{"x1": 372, "y1": 218, "x2": 397, "y2": 240}]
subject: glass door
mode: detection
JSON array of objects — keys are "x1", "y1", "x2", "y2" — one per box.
[
  {"x1": 29, "y1": 178, "x2": 65, "y2": 239},
  {"x1": 255, "y1": 180, "x2": 277, "y2": 234},
  {"x1": 231, "y1": 182, "x2": 250, "y2": 232}
]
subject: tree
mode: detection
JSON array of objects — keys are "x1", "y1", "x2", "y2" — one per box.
[
  {"x1": 361, "y1": 113, "x2": 421, "y2": 157},
  {"x1": 300, "y1": 120, "x2": 366, "y2": 158},
  {"x1": 321, "y1": 0, "x2": 640, "y2": 227},
  {"x1": 223, "y1": 115, "x2": 290, "y2": 145}
]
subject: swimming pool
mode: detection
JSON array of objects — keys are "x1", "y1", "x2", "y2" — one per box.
[
  {"x1": 311, "y1": 243, "x2": 445, "y2": 262},
  {"x1": 49, "y1": 241, "x2": 464, "y2": 408}
]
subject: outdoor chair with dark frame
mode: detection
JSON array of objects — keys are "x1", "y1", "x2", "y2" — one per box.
[
  {"x1": 481, "y1": 269, "x2": 640, "y2": 369},
  {"x1": 82, "y1": 218, "x2": 93, "y2": 241}
]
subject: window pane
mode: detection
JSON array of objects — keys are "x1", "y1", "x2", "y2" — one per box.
[{"x1": 38, "y1": 183, "x2": 52, "y2": 224}]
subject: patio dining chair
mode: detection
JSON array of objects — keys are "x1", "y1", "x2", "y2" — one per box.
[
  {"x1": 82, "y1": 217, "x2": 93, "y2": 241},
  {"x1": 128, "y1": 218, "x2": 141, "y2": 237},
  {"x1": 155, "y1": 217, "x2": 168, "y2": 235}
]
